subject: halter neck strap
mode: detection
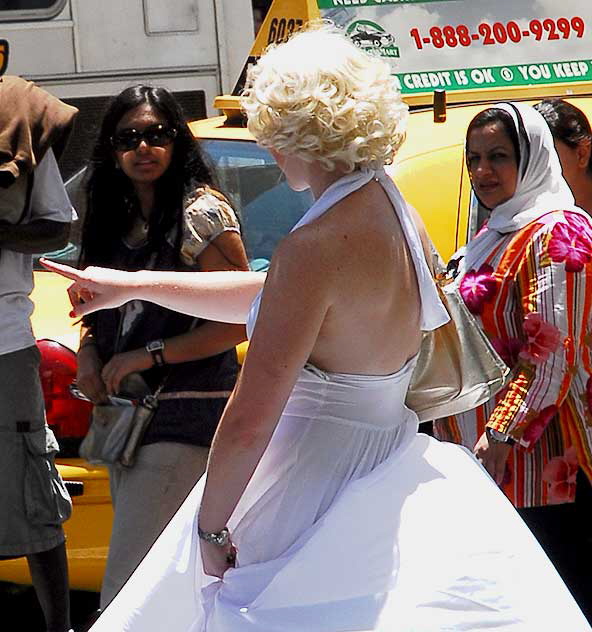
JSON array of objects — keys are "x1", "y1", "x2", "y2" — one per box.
[{"x1": 290, "y1": 168, "x2": 448, "y2": 332}]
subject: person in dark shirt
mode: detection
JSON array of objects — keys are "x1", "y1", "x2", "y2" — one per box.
[{"x1": 75, "y1": 85, "x2": 249, "y2": 608}]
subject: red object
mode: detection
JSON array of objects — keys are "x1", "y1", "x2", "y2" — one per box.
[{"x1": 36, "y1": 339, "x2": 92, "y2": 439}]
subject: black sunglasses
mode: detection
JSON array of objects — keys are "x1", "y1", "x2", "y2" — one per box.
[{"x1": 111, "y1": 124, "x2": 178, "y2": 152}]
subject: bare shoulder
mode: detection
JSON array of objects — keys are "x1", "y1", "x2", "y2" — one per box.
[
  {"x1": 266, "y1": 224, "x2": 335, "y2": 295},
  {"x1": 265, "y1": 179, "x2": 404, "y2": 296},
  {"x1": 316, "y1": 181, "x2": 403, "y2": 258}
]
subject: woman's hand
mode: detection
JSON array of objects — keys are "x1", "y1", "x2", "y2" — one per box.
[
  {"x1": 473, "y1": 432, "x2": 512, "y2": 485},
  {"x1": 40, "y1": 259, "x2": 139, "y2": 318},
  {"x1": 200, "y1": 539, "x2": 236, "y2": 579},
  {"x1": 101, "y1": 349, "x2": 152, "y2": 395},
  {"x1": 76, "y1": 345, "x2": 109, "y2": 404}
]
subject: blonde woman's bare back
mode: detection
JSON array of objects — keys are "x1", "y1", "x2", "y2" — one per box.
[{"x1": 262, "y1": 179, "x2": 422, "y2": 378}]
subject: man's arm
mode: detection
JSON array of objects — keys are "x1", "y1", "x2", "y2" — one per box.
[{"x1": 0, "y1": 219, "x2": 70, "y2": 254}]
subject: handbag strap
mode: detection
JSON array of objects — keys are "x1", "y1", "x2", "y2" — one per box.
[
  {"x1": 141, "y1": 368, "x2": 172, "y2": 410},
  {"x1": 154, "y1": 370, "x2": 171, "y2": 398}
]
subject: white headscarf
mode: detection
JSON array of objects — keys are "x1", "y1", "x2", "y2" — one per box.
[{"x1": 463, "y1": 102, "x2": 580, "y2": 272}]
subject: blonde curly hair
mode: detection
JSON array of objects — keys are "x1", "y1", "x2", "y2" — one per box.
[{"x1": 240, "y1": 24, "x2": 408, "y2": 172}]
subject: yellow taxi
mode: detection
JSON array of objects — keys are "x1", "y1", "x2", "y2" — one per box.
[{"x1": 3, "y1": 0, "x2": 592, "y2": 594}]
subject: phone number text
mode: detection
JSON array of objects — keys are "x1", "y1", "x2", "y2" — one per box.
[{"x1": 410, "y1": 17, "x2": 585, "y2": 50}]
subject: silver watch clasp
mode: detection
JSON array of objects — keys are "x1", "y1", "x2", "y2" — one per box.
[{"x1": 198, "y1": 525, "x2": 230, "y2": 547}]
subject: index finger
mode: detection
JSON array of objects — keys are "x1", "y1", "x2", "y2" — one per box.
[{"x1": 40, "y1": 258, "x2": 83, "y2": 281}]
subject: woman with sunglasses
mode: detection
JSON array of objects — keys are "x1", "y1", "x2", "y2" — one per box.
[{"x1": 76, "y1": 85, "x2": 249, "y2": 609}]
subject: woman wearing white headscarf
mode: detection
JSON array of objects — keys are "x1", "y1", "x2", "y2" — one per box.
[{"x1": 435, "y1": 102, "x2": 592, "y2": 621}]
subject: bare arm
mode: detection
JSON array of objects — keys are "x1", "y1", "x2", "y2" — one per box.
[
  {"x1": 129, "y1": 229, "x2": 253, "y2": 320},
  {"x1": 197, "y1": 232, "x2": 332, "y2": 576},
  {"x1": 143, "y1": 228, "x2": 249, "y2": 362},
  {"x1": 99, "y1": 321, "x2": 247, "y2": 395},
  {"x1": 76, "y1": 229, "x2": 251, "y2": 396},
  {"x1": 40, "y1": 259, "x2": 266, "y2": 324},
  {"x1": 0, "y1": 219, "x2": 70, "y2": 254},
  {"x1": 133, "y1": 270, "x2": 265, "y2": 323},
  {"x1": 98, "y1": 232, "x2": 250, "y2": 394}
]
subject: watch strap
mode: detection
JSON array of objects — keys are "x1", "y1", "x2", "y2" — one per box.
[
  {"x1": 146, "y1": 339, "x2": 166, "y2": 367},
  {"x1": 486, "y1": 427, "x2": 516, "y2": 446}
]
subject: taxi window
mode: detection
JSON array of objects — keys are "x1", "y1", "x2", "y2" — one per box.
[
  {"x1": 467, "y1": 190, "x2": 489, "y2": 241},
  {"x1": 201, "y1": 139, "x2": 313, "y2": 270},
  {"x1": 36, "y1": 140, "x2": 313, "y2": 273}
]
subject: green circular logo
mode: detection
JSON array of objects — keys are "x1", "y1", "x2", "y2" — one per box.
[{"x1": 346, "y1": 20, "x2": 399, "y2": 57}]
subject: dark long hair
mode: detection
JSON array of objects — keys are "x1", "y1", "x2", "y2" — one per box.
[
  {"x1": 535, "y1": 98, "x2": 592, "y2": 174},
  {"x1": 466, "y1": 107, "x2": 521, "y2": 167},
  {"x1": 79, "y1": 85, "x2": 216, "y2": 267}
]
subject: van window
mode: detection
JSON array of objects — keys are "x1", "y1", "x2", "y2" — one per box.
[{"x1": 0, "y1": 0, "x2": 65, "y2": 20}]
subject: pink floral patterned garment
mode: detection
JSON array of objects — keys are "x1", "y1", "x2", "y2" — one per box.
[{"x1": 435, "y1": 211, "x2": 592, "y2": 508}]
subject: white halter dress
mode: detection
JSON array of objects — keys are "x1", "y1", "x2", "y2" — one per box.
[{"x1": 90, "y1": 170, "x2": 590, "y2": 632}]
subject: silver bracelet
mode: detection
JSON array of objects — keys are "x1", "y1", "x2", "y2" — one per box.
[{"x1": 197, "y1": 525, "x2": 230, "y2": 547}]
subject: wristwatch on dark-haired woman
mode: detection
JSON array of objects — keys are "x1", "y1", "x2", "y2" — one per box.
[{"x1": 145, "y1": 339, "x2": 165, "y2": 367}]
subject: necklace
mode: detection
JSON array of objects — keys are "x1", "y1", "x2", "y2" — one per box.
[
  {"x1": 125, "y1": 216, "x2": 150, "y2": 248},
  {"x1": 136, "y1": 210, "x2": 150, "y2": 233}
]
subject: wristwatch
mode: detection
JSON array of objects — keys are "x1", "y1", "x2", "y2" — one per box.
[
  {"x1": 486, "y1": 427, "x2": 516, "y2": 446},
  {"x1": 145, "y1": 339, "x2": 165, "y2": 367},
  {"x1": 197, "y1": 525, "x2": 230, "y2": 547}
]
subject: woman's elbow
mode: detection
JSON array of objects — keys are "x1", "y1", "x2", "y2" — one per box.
[
  {"x1": 224, "y1": 415, "x2": 270, "y2": 451},
  {"x1": 216, "y1": 323, "x2": 247, "y2": 346}
]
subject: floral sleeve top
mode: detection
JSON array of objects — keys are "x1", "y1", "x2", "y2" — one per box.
[
  {"x1": 180, "y1": 185, "x2": 240, "y2": 266},
  {"x1": 434, "y1": 210, "x2": 592, "y2": 508}
]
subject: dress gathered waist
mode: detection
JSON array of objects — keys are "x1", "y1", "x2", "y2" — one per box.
[{"x1": 284, "y1": 358, "x2": 418, "y2": 433}]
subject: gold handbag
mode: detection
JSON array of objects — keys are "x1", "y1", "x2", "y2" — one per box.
[{"x1": 405, "y1": 277, "x2": 510, "y2": 422}]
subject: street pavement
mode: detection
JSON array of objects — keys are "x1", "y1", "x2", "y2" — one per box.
[{"x1": 0, "y1": 581, "x2": 99, "y2": 631}]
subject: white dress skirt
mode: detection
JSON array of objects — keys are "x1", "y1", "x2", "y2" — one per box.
[{"x1": 90, "y1": 170, "x2": 591, "y2": 631}]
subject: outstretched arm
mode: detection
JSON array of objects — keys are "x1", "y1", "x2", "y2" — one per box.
[{"x1": 40, "y1": 259, "x2": 266, "y2": 324}]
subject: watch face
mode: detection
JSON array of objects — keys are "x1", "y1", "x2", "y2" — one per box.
[
  {"x1": 489, "y1": 428, "x2": 510, "y2": 444},
  {"x1": 147, "y1": 340, "x2": 164, "y2": 352}
]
